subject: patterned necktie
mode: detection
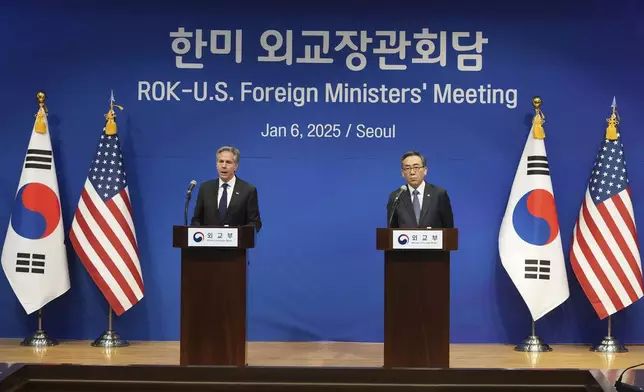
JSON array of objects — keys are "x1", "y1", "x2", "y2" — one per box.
[
  {"x1": 219, "y1": 183, "x2": 228, "y2": 220},
  {"x1": 412, "y1": 189, "x2": 421, "y2": 224}
]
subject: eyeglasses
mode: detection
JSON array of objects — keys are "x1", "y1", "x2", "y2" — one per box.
[{"x1": 402, "y1": 166, "x2": 424, "y2": 173}]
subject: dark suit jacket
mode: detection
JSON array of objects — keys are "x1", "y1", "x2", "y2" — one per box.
[
  {"x1": 190, "y1": 177, "x2": 262, "y2": 232},
  {"x1": 387, "y1": 182, "x2": 454, "y2": 228}
]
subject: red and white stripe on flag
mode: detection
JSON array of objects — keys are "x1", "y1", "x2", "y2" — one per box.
[
  {"x1": 570, "y1": 133, "x2": 643, "y2": 319},
  {"x1": 69, "y1": 132, "x2": 144, "y2": 315}
]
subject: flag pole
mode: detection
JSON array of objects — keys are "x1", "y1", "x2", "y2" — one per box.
[
  {"x1": 91, "y1": 305, "x2": 129, "y2": 347},
  {"x1": 21, "y1": 307, "x2": 59, "y2": 346},
  {"x1": 19, "y1": 92, "x2": 61, "y2": 348},
  {"x1": 511, "y1": 97, "x2": 556, "y2": 353},
  {"x1": 590, "y1": 315, "x2": 627, "y2": 353},
  {"x1": 514, "y1": 318, "x2": 552, "y2": 352},
  {"x1": 586, "y1": 102, "x2": 627, "y2": 354},
  {"x1": 69, "y1": 89, "x2": 130, "y2": 348}
]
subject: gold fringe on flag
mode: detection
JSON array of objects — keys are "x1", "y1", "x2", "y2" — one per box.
[
  {"x1": 605, "y1": 104, "x2": 619, "y2": 141},
  {"x1": 105, "y1": 92, "x2": 124, "y2": 136},
  {"x1": 531, "y1": 96, "x2": 545, "y2": 139},
  {"x1": 34, "y1": 91, "x2": 48, "y2": 134}
]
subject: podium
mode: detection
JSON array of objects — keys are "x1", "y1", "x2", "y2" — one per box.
[
  {"x1": 376, "y1": 227, "x2": 458, "y2": 369},
  {"x1": 172, "y1": 225, "x2": 255, "y2": 366}
]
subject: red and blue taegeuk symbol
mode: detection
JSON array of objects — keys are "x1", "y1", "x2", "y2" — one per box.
[
  {"x1": 512, "y1": 189, "x2": 559, "y2": 246},
  {"x1": 10, "y1": 183, "x2": 61, "y2": 240}
]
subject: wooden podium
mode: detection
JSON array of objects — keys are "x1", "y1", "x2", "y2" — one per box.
[
  {"x1": 376, "y1": 227, "x2": 458, "y2": 369},
  {"x1": 172, "y1": 225, "x2": 255, "y2": 366}
]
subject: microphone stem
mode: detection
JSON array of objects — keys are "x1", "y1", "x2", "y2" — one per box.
[
  {"x1": 184, "y1": 181, "x2": 196, "y2": 226},
  {"x1": 184, "y1": 194, "x2": 191, "y2": 226},
  {"x1": 388, "y1": 197, "x2": 402, "y2": 228}
]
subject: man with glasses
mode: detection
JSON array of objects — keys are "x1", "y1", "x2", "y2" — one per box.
[{"x1": 386, "y1": 151, "x2": 454, "y2": 228}]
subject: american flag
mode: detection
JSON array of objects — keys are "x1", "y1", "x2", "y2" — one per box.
[
  {"x1": 570, "y1": 110, "x2": 642, "y2": 319},
  {"x1": 69, "y1": 130, "x2": 144, "y2": 315}
]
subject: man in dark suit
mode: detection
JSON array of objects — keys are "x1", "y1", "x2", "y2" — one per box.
[
  {"x1": 387, "y1": 151, "x2": 453, "y2": 229},
  {"x1": 191, "y1": 146, "x2": 262, "y2": 232}
]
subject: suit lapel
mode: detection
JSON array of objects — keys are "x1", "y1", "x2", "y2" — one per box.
[
  {"x1": 399, "y1": 190, "x2": 418, "y2": 226},
  {"x1": 213, "y1": 179, "x2": 222, "y2": 224}
]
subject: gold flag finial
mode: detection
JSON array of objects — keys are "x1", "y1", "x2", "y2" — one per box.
[
  {"x1": 34, "y1": 90, "x2": 48, "y2": 134},
  {"x1": 605, "y1": 97, "x2": 619, "y2": 140},
  {"x1": 531, "y1": 96, "x2": 545, "y2": 139},
  {"x1": 105, "y1": 90, "x2": 124, "y2": 136}
]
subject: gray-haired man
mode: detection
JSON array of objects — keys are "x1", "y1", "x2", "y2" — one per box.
[{"x1": 191, "y1": 146, "x2": 262, "y2": 232}]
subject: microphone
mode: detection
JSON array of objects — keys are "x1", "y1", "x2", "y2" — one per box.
[
  {"x1": 186, "y1": 180, "x2": 197, "y2": 197},
  {"x1": 615, "y1": 362, "x2": 644, "y2": 391},
  {"x1": 387, "y1": 185, "x2": 407, "y2": 228},
  {"x1": 184, "y1": 180, "x2": 197, "y2": 226}
]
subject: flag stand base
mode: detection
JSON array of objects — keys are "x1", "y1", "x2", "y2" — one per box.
[
  {"x1": 91, "y1": 306, "x2": 129, "y2": 347},
  {"x1": 21, "y1": 309, "x2": 58, "y2": 346},
  {"x1": 590, "y1": 315, "x2": 627, "y2": 353},
  {"x1": 514, "y1": 335, "x2": 552, "y2": 352},
  {"x1": 514, "y1": 320, "x2": 553, "y2": 352},
  {"x1": 590, "y1": 336, "x2": 627, "y2": 353},
  {"x1": 91, "y1": 329, "x2": 129, "y2": 347},
  {"x1": 20, "y1": 329, "x2": 59, "y2": 347}
]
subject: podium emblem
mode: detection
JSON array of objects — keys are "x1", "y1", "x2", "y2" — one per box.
[
  {"x1": 187, "y1": 228, "x2": 238, "y2": 247},
  {"x1": 392, "y1": 230, "x2": 443, "y2": 249},
  {"x1": 397, "y1": 234, "x2": 409, "y2": 245}
]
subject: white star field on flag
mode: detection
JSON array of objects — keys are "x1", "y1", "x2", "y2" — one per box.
[
  {"x1": 588, "y1": 133, "x2": 628, "y2": 203},
  {"x1": 87, "y1": 134, "x2": 127, "y2": 200}
]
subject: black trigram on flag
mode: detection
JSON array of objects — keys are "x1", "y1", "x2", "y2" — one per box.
[
  {"x1": 24, "y1": 149, "x2": 52, "y2": 171},
  {"x1": 524, "y1": 259, "x2": 550, "y2": 280},
  {"x1": 527, "y1": 155, "x2": 549, "y2": 176},
  {"x1": 15, "y1": 253, "x2": 45, "y2": 274}
]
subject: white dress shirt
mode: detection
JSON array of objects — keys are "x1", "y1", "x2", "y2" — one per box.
[
  {"x1": 408, "y1": 180, "x2": 426, "y2": 210},
  {"x1": 217, "y1": 175, "x2": 236, "y2": 208}
]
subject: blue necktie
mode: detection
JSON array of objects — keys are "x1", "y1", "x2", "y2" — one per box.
[
  {"x1": 219, "y1": 183, "x2": 228, "y2": 220},
  {"x1": 412, "y1": 189, "x2": 421, "y2": 224}
]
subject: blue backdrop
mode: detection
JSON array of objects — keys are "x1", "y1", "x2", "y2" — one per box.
[{"x1": 1, "y1": 0, "x2": 644, "y2": 344}]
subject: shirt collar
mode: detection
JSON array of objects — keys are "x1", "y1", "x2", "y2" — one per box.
[
  {"x1": 220, "y1": 175, "x2": 236, "y2": 189},
  {"x1": 408, "y1": 180, "x2": 425, "y2": 195}
]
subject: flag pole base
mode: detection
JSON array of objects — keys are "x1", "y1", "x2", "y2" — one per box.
[
  {"x1": 514, "y1": 335, "x2": 552, "y2": 352},
  {"x1": 91, "y1": 330, "x2": 129, "y2": 348},
  {"x1": 590, "y1": 336, "x2": 628, "y2": 353},
  {"x1": 20, "y1": 329, "x2": 59, "y2": 347}
]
